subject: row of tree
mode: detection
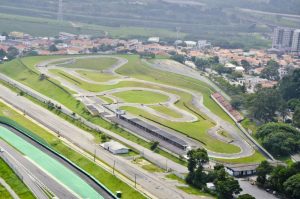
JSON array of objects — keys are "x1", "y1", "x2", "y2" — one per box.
[
  {"x1": 244, "y1": 69, "x2": 300, "y2": 125},
  {"x1": 256, "y1": 161, "x2": 300, "y2": 199},
  {"x1": 255, "y1": 123, "x2": 300, "y2": 156}
]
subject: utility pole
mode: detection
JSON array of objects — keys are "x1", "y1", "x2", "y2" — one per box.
[
  {"x1": 57, "y1": 0, "x2": 63, "y2": 21},
  {"x1": 134, "y1": 174, "x2": 137, "y2": 188},
  {"x1": 113, "y1": 160, "x2": 116, "y2": 174}
]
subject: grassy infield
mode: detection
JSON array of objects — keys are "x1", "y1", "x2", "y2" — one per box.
[
  {"x1": 0, "y1": 55, "x2": 265, "y2": 162},
  {"x1": 0, "y1": 157, "x2": 35, "y2": 199}
]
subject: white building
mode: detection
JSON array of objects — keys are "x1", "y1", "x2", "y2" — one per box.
[
  {"x1": 101, "y1": 141, "x2": 129, "y2": 154},
  {"x1": 206, "y1": 183, "x2": 216, "y2": 190},
  {"x1": 0, "y1": 36, "x2": 6, "y2": 42},
  {"x1": 184, "y1": 61, "x2": 196, "y2": 69},
  {"x1": 148, "y1": 37, "x2": 160, "y2": 43},
  {"x1": 197, "y1": 40, "x2": 211, "y2": 49},
  {"x1": 225, "y1": 63, "x2": 236, "y2": 69},
  {"x1": 184, "y1": 41, "x2": 197, "y2": 48},
  {"x1": 292, "y1": 29, "x2": 300, "y2": 52},
  {"x1": 235, "y1": 66, "x2": 245, "y2": 73}
]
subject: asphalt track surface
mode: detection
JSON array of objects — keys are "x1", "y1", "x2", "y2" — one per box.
[
  {"x1": 0, "y1": 124, "x2": 115, "y2": 199},
  {"x1": 38, "y1": 55, "x2": 254, "y2": 159}
]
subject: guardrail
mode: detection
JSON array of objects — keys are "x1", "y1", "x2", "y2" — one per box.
[{"x1": 0, "y1": 117, "x2": 118, "y2": 199}]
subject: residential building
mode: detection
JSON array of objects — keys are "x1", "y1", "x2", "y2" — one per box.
[
  {"x1": 225, "y1": 164, "x2": 259, "y2": 177},
  {"x1": 197, "y1": 40, "x2": 211, "y2": 49},
  {"x1": 291, "y1": 29, "x2": 300, "y2": 52},
  {"x1": 148, "y1": 37, "x2": 160, "y2": 43},
  {"x1": 184, "y1": 41, "x2": 197, "y2": 48},
  {"x1": 272, "y1": 27, "x2": 294, "y2": 50}
]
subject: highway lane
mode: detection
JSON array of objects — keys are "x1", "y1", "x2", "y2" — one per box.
[
  {"x1": 0, "y1": 84, "x2": 204, "y2": 199},
  {"x1": 0, "y1": 140, "x2": 78, "y2": 199}
]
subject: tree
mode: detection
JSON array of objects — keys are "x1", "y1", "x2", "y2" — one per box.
[
  {"x1": 49, "y1": 44, "x2": 58, "y2": 52},
  {"x1": 241, "y1": 60, "x2": 251, "y2": 72},
  {"x1": 0, "y1": 49, "x2": 6, "y2": 58},
  {"x1": 237, "y1": 194, "x2": 256, "y2": 199},
  {"x1": 171, "y1": 54, "x2": 185, "y2": 64},
  {"x1": 246, "y1": 88, "x2": 283, "y2": 122},
  {"x1": 260, "y1": 60, "x2": 280, "y2": 81},
  {"x1": 187, "y1": 148, "x2": 209, "y2": 172},
  {"x1": 279, "y1": 69, "x2": 300, "y2": 101},
  {"x1": 283, "y1": 174, "x2": 300, "y2": 199},
  {"x1": 195, "y1": 58, "x2": 209, "y2": 71},
  {"x1": 185, "y1": 148, "x2": 209, "y2": 188},
  {"x1": 150, "y1": 141, "x2": 159, "y2": 151},
  {"x1": 7, "y1": 46, "x2": 19, "y2": 60},
  {"x1": 256, "y1": 123, "x2": 300, "y2": 156},
  {"x1": 216, "y1": 176, "x2": 242, "y2": 199},
  {"x1": 293, "y1": 107, "x2": 300, "y2": 128},
  {"x1": 231, "y1": 95, "x2": 244, "y2": 110},
  {"x1": 256, "y1": 161, "x2": 273, "y2": 185}
]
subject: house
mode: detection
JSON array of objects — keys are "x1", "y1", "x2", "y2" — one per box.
[
  {"x1": 206, "y1": 182, "x2": 216, "y2": 190},
  {"x1": 184, "y1": 61, "x2": 196, "y2": 69},
  {"x1": 148, "y1": 37, "x2": 160, "y2": 43},
  {"x1": 225, "y1": 164, "x2": 259, "y2": 177},
  {"x1": 235, "y1": 66, "x2": 245, "y2": 73},
  {"x1": 101, "y1": 141, "x2": 129, "y2": 154},
  {"x1": 184, "y1": 41, "x2": 197, "y2": 48}
]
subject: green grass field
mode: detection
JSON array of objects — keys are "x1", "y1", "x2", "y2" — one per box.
[
  {"x1": 58, "y1": 57, "x2": 118, "y2": 71},
  {"x1": 165, "y1": 174, "x2": 215, "y2": 198},
  {"x1": 0, "y1": 102, "x2": 146, "y2": 199},
  {"x1": 0, "y1": 184, "x2": 13, "y2": 199},
  {"x1": 149, "y1": 105, "x2": 183, "y2": 118},
  {"x1": 214, "y1": 150, "x2": 266, "y2": 164},
  {"x1": 76, "y1": 70, "x2": 116, "y2": 82},
  {"x1": 0, "y1": 157, "x2": 35, "y2": 199},
  {"x1": 113, "y1": 90, "x2": 169, "y2": 104}
]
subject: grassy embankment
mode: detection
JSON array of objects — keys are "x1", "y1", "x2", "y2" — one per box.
[
  {"x1": 56, "y1": 57, "x2": 118, "y2": 70},
  {"x1": 76, "y1": 70, "x2": 116, "y2": 82},
  {"x1": 0, "y1": 157, "x2": 35, "y2": 199},
  {"x1": 165, "y1": 174, "x2": 215, "y2": 198},
  {"x1": 113, "y1": 90, "x2": 169, "y2": 104},
  {"x1": 0, "y1": 184, "x2": 13, "y2": 199},
  {"x1": 0, "y1": 102, "x2": 146, "y2": 199},
  {"x1": 149, "y1": 105, "x2": 183, "y2": 118}
]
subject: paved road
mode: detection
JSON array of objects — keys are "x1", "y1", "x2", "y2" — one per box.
[
  {"x1": 0, "y1": 140, "x2": 78, "y2": 199},
  {"x1": 238, "y1": 178, "x2": 278, "y2": 199},
  {"x1": 0, "y1": 84, "x2": 204, "y2": 199},
  {"x1": 0, "y1": 177, "x2": 20, "y2": 199}
]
